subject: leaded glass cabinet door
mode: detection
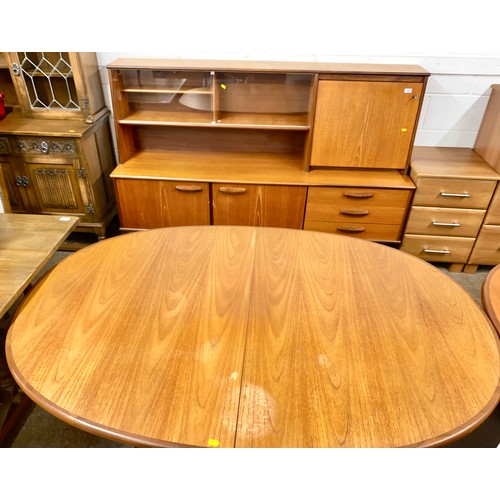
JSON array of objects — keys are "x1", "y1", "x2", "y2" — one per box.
[{"x1": 7, "y1": 52, "x2": 105, "y2": 123}]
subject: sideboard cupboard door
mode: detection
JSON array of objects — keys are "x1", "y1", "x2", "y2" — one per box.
[
  {"x1": 114, "y1": 179, "x2": 210, "y2": 230},
  {"x1": 311, "y1": 80, "x2": 423, "y2": 170},
  {"x1": 212, "y1": 184, "x2": 307, "y2": 229}
]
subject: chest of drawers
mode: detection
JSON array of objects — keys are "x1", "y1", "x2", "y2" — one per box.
[{"x1": 401, "y1": 147, "x2": 500, "y2": 271}]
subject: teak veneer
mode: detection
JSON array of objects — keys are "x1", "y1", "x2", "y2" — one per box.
[
  {"x1": 107, "y1": 59, "x2": 428, "y2": 241},
  {"x1": 6, "y1": 226, "x2": 500, "y2": 448}
]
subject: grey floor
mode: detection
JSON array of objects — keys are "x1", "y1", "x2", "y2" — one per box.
[{"x1": 6, "y1": 251, "x2": 500, "y2": 448}]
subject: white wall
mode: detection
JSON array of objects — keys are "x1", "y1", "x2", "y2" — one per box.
[
  {"x1": 96, "y1": 52, "x2": 500, "y2": 149},
  {"x1": 10, "y1": 0, "x2": 496, "y2": 150}
]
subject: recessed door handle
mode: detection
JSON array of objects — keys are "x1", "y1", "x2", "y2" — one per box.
[
  {"x1": 340, "y1": 209, "x2": 369, "y2": 216},
  {"x1": 343, "y1": 192, "x2": 373, "y2": 199},
  {"x1": 336, "y1": 226, "x2": 365, "y2": 233},
  {"x1": 219, "y1": 187, "x2": 247, "y2": 194},
  {"x1": 175, "y1": 186, "x2": 203, "y2": 192}
]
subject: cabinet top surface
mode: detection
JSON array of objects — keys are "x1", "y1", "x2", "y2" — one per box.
[
  {"x1": 0, "y1": 111, "x2": 106, "y2": 137},
  {"x1": 410, "y1": 146, "x2": 500, "y2": 181},
  {"x1": 107, "y1": 58, "x2": 430, "y2": 76}
]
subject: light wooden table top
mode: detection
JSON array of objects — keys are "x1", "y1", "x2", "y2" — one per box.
[
  {"x1": 0, "y1": 214, "x2": 79, "y2": 318},
  {"x1": 483, "y1": 264, "x2": 500, "y2": 335},
  {"x1": 6, "y1": 226, "x2": 500, "y2": 447}
]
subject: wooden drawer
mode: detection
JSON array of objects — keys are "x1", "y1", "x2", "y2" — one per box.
[
  {"x1": 412, "y1": 177, "x2": 497, "y2": 209},
  {"x1": 13, "y1": 136, "x2": 78, "y2": 157},
  {"x1": 305, "y1": 187, "x2": 411, "y2": 225},
  {"x1": 405, "y1": 206, "x2": 485, "y2": 237},
  {"x1": 304, "y1": 220, "x2": 402, "y2": 241},
  {"x1": 400, "y1": 234, "x2": 475, "y2": 263},
  {"x1": 0, "y1": 137, "x2": 11, "y2": 154},
  {"x1": 468, "y1": 225, "x2": 500, "y2": 265},
  {"x1": 485, "y1": 186, "x2": 500, "y2": 225}
]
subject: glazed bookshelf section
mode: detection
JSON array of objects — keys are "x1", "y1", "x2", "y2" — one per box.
[
  {"x1": 108, "y1": 59, "x2": 429, "y2": 241},
  {"x1": 110, "y1": 66, "x2": 316, "y2": 169}
]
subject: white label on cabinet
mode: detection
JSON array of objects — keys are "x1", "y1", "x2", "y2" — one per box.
[{"x1": 404, "y1": 88, "x2": 413, "y2": 93}]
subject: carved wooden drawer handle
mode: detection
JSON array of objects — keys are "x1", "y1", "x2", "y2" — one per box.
[
  {"x1": 336, "y1": 225, "x2": 366, "y2": 233},
  {"x1": 340, "y1": 209, "x2": 369, "y2": 216},
  {"x1": 175, "y1": 186, "x2": 203, "y2": 192},
  {"x1": 343, "y1": 191, "x2": 374, "y2": 199},
  {"x1": 219, "y1": 187, "x2": 247, "y2": 194}
]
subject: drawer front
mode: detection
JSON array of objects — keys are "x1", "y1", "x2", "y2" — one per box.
[
  {"x1": 0, "y1": 137, "x2": 11, "y2": 154},
  {"x1": 405, "y1": 206, "x2": 485, "y2": 238},
  {"x1": 412, "y1": 177, "x2": 497, "y2": 209},
  {"x1": 213, "y1": 184, "x2": 307, "y2": 229},
  {"x1": 468, "y1": 225, "x2": 500, "y2": 265},
  {"x1": 305, "y1": 187, "x2": 411, "y2": 225},
  {"x1": 400, "y1": 234, "x2": 475, "y2": 263},
  {"x1": 304, "y1": 220, "x2": 402, "y2": 241},
  {"x1": 13, "y1": 136, "x2": 78, "y2": 157},
  {"x1": 485, "y1": 185, "x2": 500, "y2": 225},
  {"x1": 115, "y1": 179, "x2": 211, "y2": 229}
]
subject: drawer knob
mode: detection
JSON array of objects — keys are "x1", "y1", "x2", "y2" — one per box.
[
  {"x1": 439, "y1": 192, "x2": 471, "y2": 198},
  {"x1": 40, "y1": 140, "x2": 49, "y2": 154},
  {"x1": 423, "y1": 249, "x2": 451, "y2": 255},
  {"x1": 431, "y1": 221, "x2": 461, "y2": 227}
]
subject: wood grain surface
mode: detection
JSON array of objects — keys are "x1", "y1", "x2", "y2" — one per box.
[
  {"x1": 6, "y1": 226, "x2": 500, "y2": 447},
  {"x1": 482, "y1": 264, "x2": 500, "y2": 335},
  {"x1": 0, "y1": 213, "x2": 79, "y2": 317}
]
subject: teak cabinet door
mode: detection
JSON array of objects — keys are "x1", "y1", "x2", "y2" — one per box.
[
  {"x1": 212, "y1": 184, "x2": 307, "y2": 228},
  {"x1": 311, "y1": 80, "x2": 423, "y2": 169},
  {"x1": 114, "y1": 179, "x2": 210, "y2": 230}
]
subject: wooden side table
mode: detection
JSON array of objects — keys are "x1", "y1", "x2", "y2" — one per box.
[{"x1": 0, "y1": 213, "x2": 78, "y2": 446}]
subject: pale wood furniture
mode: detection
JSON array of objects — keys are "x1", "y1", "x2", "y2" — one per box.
[
  {"x1": 0, "y1": 52, "x2": 116, "y2": 239},
  {"x1": 107, "y1": 59, "x2": 428, "y2": 244},
  {"x1": 6, "y1": 226, "x2": 500, "y2": 447},
  {"x1": 0, "y1": 213, "x2": 79, "y2": 317},
  {"x1": 466, "y1": 85, "x2": 500, "y2": 272},
  {"x1": 482, "y1": 263, "x2": 500, "y2": 335},
  {"x1": 0, "y1": 213, "x2": 78, "y2": 446},
  {"x1": 401, "y1": 147, "x2": 500, "y2": 272}
]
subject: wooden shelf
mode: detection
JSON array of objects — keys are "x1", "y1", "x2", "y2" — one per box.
[
  {"x1": 122, "y1": 86, "x2": 212, "y2": 95},
  {"x1": 111, "y1": 150, "x2": 415, "y2": 189},
  {"x1": 118, "y1": 110, "x2": 310, "y2": 130}
]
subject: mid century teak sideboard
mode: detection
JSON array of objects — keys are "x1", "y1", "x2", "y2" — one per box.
[{"x1": 107, "y1": 59, "x2": 429, "y2": 245}]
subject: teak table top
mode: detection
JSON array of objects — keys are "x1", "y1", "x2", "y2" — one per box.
[
  {"x1": 0, "y1": 214, "x2": 79, "y2": 318},
  {"x1": 6, "y1": 226, "x2": 500, "y2": 447}
]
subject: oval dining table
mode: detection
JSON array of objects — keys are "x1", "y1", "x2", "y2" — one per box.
[{"x1": 6, "y1": 225, "x2": 500, "y2": 447}]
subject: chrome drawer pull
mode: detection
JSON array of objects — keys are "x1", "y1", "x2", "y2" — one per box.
[
  {"x1": 423, "y1": 249, "x2": 451, "y2": 255},
  {"x1": 431, "y1": 221, "x2": 461, "y2": 227},
  {"x1": 439, "y1": 192, "x2": 471, "y2": 198}
]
